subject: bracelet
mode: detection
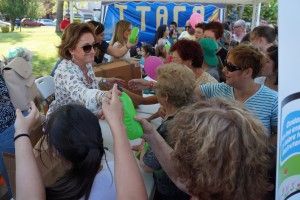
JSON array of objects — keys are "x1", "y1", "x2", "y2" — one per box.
[{"x1": 14, "y1": 133, "x2": 30, "y2": 142}]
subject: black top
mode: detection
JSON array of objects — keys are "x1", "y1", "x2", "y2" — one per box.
[
  {"x1": 94, "y1": 40, "x2": 109, "y2": 64},
  {"x1": 143, "y1": 116, "x2": 190, "y2": 200},
  {"x1": 0, "y1": 75, "x2": 16, "y2": 133}
]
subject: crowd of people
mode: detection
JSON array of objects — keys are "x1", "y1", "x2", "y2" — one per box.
[{"x1": 0, "y1": 16, "x2": 278, "y2": 200}]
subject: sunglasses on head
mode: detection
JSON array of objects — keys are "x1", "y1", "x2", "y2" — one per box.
[
  {"x1": 224, "y1": 61, "x2": 242, "y2": 72},
  {"x1": 81, "y1": 43, "x2": 99, "y2": 53}
]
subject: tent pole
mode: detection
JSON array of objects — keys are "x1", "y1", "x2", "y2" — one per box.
[
  {"x1": 69, "y1": 0, "x2": 74, "y2": 22},
  {"x1": 251, "y1": 2, "x2": 261, "y2": 30}
]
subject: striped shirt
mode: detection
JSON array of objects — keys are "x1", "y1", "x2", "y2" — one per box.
[{"x1": 199, "y1": 83, "x2": 278, "y2": 134}]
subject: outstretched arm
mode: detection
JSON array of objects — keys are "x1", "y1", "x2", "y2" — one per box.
[
  {"x1": 103, "y1": 84, "x2": 147, "y2": 200},
  {"x1": 107, "y1": 41, "x2": 136, "y2": 59},
  {"x1": 135, "y1": 117, "x2": 190, "y2": 194},
  {"x1": 123, "y1": 88, "x2": 158, "y2": 106},
  {"x1": 15, "y1": 102, "x2": 45, "y2": 200}
]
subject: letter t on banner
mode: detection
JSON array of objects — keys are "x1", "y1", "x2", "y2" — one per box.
[
  {"x1": 115, "y1": 4, "x2": 128, "y2": 20},
  {"x1": 137, "y1": 6, "x2": 151, "y2": 31}
]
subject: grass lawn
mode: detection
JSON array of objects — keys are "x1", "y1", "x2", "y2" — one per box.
[{"x1": 0, "y1": 26, "x2": 61, "y2": 77}]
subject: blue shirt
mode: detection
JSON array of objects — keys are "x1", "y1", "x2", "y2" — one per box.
[
  {"x1": 199, "y1": 83, "x2": 278, "y2": 134},
  {"x1": 0, "y1": 75, "x2": 16, "y2": 133}
]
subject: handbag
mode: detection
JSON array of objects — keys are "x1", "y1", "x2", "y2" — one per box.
[{"x1": 1, "y1": 57, "x2": 38, "y2": 111}]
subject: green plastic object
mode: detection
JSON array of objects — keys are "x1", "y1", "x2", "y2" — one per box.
[
  {"x1": 164, "y1": 42, "x2": 171, "y2": 52},
  {"x1": 129, "y1": 27, "x2": 139, "y2": 44},
  {"x1": 119, "y1": 92, "x2": 143, "y2": 140}
]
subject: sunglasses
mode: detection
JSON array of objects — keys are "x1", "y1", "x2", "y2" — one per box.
[
  {"x1": 80, "y1": 43, "x2": 99, "y2": 53},
  {"x1": 224, "y1": 61, "x2": 242, "y2": 72},
  {"x1": 185, "y1": 26, "x2": 191, "y2": 29}
]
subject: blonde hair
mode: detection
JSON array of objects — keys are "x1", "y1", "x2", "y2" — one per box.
[
  {"x1": 168, "y1": 98, "x2": 272, "y2": 200},
  {"x1": 58, "y1": 23, "x2": 95, "y2": 60},
  {"x1": 155, "y1": 63, "x2": 196, "y2": 108},
  {"x1": 111, "y1": 20, "x2": 131, "y2": 46}
]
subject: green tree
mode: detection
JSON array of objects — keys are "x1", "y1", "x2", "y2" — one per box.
[
  {"x1": 41, "y1": 0, "x2": 56, "y2": 18},
  {"x1": 0, "y1": 0, "x2": 43, "y2": 32},
  {"x1": 243, "y1": 0, "x2": 277, "y2": 24},
  {"x1": 226, "y1": 0, "x2": 278, "y2": 24}
]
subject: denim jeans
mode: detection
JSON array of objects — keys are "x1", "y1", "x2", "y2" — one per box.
[{"x1": 0, "y1": 124, "x2": 15, "y2": 198}]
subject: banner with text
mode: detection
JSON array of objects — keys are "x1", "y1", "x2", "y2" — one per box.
[
  {"x1": 277, "y1": 1, "x2": 300, "y2": 199},
  {"x1": 103, "y1": 2, "x2": 223, "y2": 43}
]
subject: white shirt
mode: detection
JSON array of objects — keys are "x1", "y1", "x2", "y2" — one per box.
[
  {"x1": 48, "y1": 59, "x2": 105, "y2": 116},
  {"x1": 110, "y1": 42, "x2": 131, "y2": 62},
  {"x1": 80, "y1": 151, "x2": 116, "y2": 200}
]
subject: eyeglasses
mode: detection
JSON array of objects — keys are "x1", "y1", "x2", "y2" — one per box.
[
  {"x1": 80, "y1": 43, "x2": 99, "y2": 53},
  {"x1": 224, "y1": 61, "x2": 242, "y2": 72},
  {"x1": 233, "y1": 26, "x2": 241, "y2": 29}
]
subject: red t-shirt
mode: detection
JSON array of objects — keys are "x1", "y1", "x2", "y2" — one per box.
[{"x1": 60, "y1": 19, "x2": 70, "y2": 31}]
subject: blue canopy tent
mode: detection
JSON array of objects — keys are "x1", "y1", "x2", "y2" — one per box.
[{"x1": 62, "y1": 0, "x2": 267, "y2": 43}]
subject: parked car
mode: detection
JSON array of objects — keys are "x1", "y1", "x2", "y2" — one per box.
[
  {"x1": 73, "y1": 13, "x2": 83, "y2": 23},
  {"x1": 21, "y1": 18, "x2": 43, "y2": 27},
  {"x1": 38, "y1": 19, "x2": 55, "y2": 26},
  {"x1": 0, "y1": 19, "x2": 11, "y2": 27}
]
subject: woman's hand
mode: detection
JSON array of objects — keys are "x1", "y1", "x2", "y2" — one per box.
[
  {"x1": 105, "y1": 77, "x2": 126, "y2": 87},
  {"x1": 126, "y1": 40, "x2": 138, "y2": 49},
  {"x1": 14, "y1": 101, "x2": 40, "y2": 137},
  {"x1": 128, "y1": 79, "x2": 152, "y2": 91},
  {"x1": 130, "y1": 138, "x2": 145, "y2": 152},
  {"x1": 147, "y1": 106, "x2": 166, "y2": 121},
  {"x1": 135, "y1": 116, "x2": 157, "y2": 141},
  {"x1": 102, "y1": 84, "x2": 123, "y2": 123}
]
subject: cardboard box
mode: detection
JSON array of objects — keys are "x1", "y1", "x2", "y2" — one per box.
[{"x1": 94, "y1": 60, "x2": 142, "y2": 95}]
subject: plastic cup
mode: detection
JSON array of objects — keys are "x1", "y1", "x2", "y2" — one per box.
[{"x1": 129, "y1": 27, "x2": 139, "y2": 44}]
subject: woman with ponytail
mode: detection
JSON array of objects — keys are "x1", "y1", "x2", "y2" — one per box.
[
  {"x1": 44, "y1": 104, "x2": 114, "y2": 200},
  {"x1": 14, "y1": 85, "x2": 147, "y2": 200}
]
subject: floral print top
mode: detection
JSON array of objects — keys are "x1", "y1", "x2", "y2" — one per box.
[
  {"x1": 47, "y1": 59, "x2": 105, "y2": 117},
  {"x1": 0, "y1": 74, "x2": 16, "y2": 133}
]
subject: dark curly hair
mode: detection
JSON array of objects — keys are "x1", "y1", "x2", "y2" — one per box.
[
  {"x1": 204, "y1": 21, "x2": 224, "y2": 40},
  {"x1": 170, "y1": 39, "x2": 204, "y2": 68}
]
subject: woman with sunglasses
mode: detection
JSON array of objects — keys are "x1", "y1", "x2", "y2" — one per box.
[
  {"x1": 195, "y1": 44, "x2": 278, "y2": 136},
  {"x1": 87, "y1": 21, "x2": 136, "y2": 64},
  {"x1": 47, "y1": 23, "x2": 121, "y2": 117}
]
